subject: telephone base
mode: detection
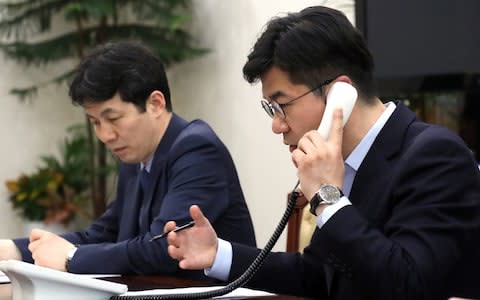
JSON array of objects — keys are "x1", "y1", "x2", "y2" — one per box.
[{"x1": 0, "y1": 260, "x2": 127, "y2": 300}]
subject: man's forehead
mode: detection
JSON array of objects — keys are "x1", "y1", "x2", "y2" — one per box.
[
  {"x1": 260, "y1": 73, "x2": 281, "y2": 99},
  {"x1": 83, "y1": 101, "x2": 123, "y2": 118},
  {"x1": 260, "y1": 71, "x2": 302, "y2": 101}
]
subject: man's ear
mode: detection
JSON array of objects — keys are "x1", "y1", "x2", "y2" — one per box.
[
  {"x1": 147, "y1": 90, "x2": 167, "y2": 116},
  {"x1": 335, "y1": 75, "x2": 353, "y2": 85}
]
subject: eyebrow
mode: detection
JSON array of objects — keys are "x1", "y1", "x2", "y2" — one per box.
[{"x1": 266, "y1": 91, "x2": 287, "y2": 102}]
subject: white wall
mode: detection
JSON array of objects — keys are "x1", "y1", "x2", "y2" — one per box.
[
  {"x1": 169, "y1": 0, "x2": 355, "y2": 250},
  {"x1": 0, "y1": 0, "x2": 355, "y2": 250},
  {"x1": 0, "y1": 55, "x2": 84, "y2": 238}
]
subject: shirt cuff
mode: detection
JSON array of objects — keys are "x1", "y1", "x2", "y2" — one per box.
[
  {"x1": 316, "y1": 196, "x2": 352, "y2": 228},
  {"x1": 204, "y1": 238, "x2": 232, "y2": 281}
]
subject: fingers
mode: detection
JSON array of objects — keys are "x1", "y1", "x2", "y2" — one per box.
[
  {"x1": 29, "y1": 228, "x2": 48, "y2": 242},
  {"x1": 328, "y1": 108, "x2": 344, "y2": 147},
  {"x1": 189, "y1": 205, "x2": 208, "y2": 226},
  {"x1": 28, "y1": 239, "x2": 39, "y2": 254},
  {"x1": 292, "y1": 131, "x2": 324, "y2": 170},
  {"x1": 166, "y1": 205, "x2": 218, "y2": 271},
  {"x1": 167, "y1": 234, "x2": 191, "y2": 269},
  {"x1": 167, "y1": 244, "x2": 190, "y2": 270},
  {"x1": 164, "y1": 221, "x2": 177, "y2": 233},
  {"x1": 28, "y1": 229, "x2": 49, "y2": 253},
  {"x1": 167, "y1": 244, "x2": 181, "y2": 260},
  {"x1": 291, "y1": 148, "x2": 303, "y2": 168},
  {"x1": 290, "y1": 107, "x2": 345, "y2": 199},
  {"x1": 164, "y1": 205, "x2": 204, "y2": 234},
  {"x1": 28, "y1": 234, "x2": 73, "y2": 271},
  {"x1": 297, "y1": 133, "x2": 318, "y2": 154},
  {"x1": 292, "y1": 107, "x2": 344, "y2": 166},
  {"x1": 291, "y1": 131, "x2": 317, "y2": 167},
  {"x1": 178, "y1": 258, "x2": 191, "y2": 270}
]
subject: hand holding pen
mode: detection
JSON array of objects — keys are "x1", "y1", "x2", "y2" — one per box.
[
  {"x1": 149, "y1": 221, "x2": 195, "y2": 242},
  {"x1": 164, "y1": 205, "x2": 219, "y2": 271}
]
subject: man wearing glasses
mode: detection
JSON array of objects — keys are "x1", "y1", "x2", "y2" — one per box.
[{"x1": 165, "y1": 5, "x2": 480, "y2": 300}]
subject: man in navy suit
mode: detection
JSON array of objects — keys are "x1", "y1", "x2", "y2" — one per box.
[
  {"x1": 165, "y1": 6, "x2": 480, "y2": 299},
  {"x1": 0, "y1": 41, "x2": 256, "y2": 278}
]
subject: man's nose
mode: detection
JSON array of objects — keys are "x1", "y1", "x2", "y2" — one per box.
[
  {"x1": 95, "y1": 124, "x2": 117, "y2": 143},
  {"x1": 271, "y1": 115, "x2": 288, "y2": 134}
]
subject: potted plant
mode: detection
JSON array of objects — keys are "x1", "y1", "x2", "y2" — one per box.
[
  {"x1": 6, "y1": 167, "x2": 81, "y2": 225},
  {"x1": 4, "y1": 125, "x2": 109, "y2": 229}
]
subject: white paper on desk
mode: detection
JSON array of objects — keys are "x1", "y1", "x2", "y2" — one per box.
[
  {"x1": 0, "y1": 270, "x2": 10, "y2": 283},
  {"x1": 79, "y1": 274, "x2": 121, "y2": 278},
  {"x1": 121, "y1": 286, "x2": 276, "y2": 298}
]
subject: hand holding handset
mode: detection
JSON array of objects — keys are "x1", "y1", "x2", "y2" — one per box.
[
  {"x1": 317, "y1": 81, "x2": 358, "y2": 139},
  {"x1": 297, "y1": 82, "x2": 357, "y2": 193}
]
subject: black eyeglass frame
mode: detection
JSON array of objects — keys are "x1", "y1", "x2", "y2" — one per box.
[{"x1": 260, "y1": 78, "x2": 335, "y2": 119}]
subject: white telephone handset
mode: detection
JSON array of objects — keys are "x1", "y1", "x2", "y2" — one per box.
[{"x1": 317, "y1": 81, "x2": 358, "y2": 139}]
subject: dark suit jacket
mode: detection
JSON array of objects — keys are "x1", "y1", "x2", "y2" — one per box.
[
  {"x1": 228, "y1": 102, "x2": 480, "y2": 299},
  {"x1": 14, "y1": 114, "x2": 256, "y2": 278}
]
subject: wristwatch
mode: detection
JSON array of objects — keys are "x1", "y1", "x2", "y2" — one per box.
[
  {"x1": 309, "y1": 184, "x2": 344, "y2": 216},
  {"x1": 65, "y1": 246, "x2": 78, "y2": 272}
]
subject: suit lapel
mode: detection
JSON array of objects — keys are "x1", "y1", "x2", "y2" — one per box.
[
  {"x1": 137, "y1": 113, "x2": 189, "y2": 233},
  {"x1": 328, "y1": 102, "x2": 417, "y2": 295},
  {"x1": 139, "y1": 158, "x2": 164, "y2": 232},
  {"x1": 349, "y1": 102, "x2": 416, "y2": 210},
  {"x1": 118, "y1": 175, "x2": 143, "y2": 239}
]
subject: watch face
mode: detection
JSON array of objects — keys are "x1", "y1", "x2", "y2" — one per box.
[{"x1": 319, "y1": 184, "x2": 341, "y2": 204}]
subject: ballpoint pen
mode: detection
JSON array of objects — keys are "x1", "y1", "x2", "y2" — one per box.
[{"x1": 149, "y1": 221, "x2": 195, "y2": 242}]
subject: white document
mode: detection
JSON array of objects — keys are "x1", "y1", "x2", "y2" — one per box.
[
  {"x1": 121, "y1": 286, "x2": 276, "y2": 298},
  {"x1": 0, "y1": 270, "x2": 10, "y2": 284}
]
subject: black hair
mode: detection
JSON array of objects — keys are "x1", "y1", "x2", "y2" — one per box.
[
  {"x1": 243, "y1": 6, "x2": 376, "y2": 101},
  {"x1": 69, "y1": 40, "x2": 172, "y2": 112}
]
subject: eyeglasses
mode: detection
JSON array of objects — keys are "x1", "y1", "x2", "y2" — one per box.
[{"x1": 261, "y1": 78, "x2": 334, "y2": 119}]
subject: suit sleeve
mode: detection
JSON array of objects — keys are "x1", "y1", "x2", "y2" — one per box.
[
  {"x1": 314, "y1": 129, "x2": 480, "y2": 299},
  {"x1": 63, "y1": 125, "x2": 239, "y2": 275},
  {"x1": 227, "y1": 128, "x2": 480, "y2": 299},
  {"x1": 229, "y1": 243, "x2": 328, "y2": 297}
]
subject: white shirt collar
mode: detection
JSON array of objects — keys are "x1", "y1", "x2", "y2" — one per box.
[{"x1": 140, "y1": 155, "x2": 154, "y2": 173}]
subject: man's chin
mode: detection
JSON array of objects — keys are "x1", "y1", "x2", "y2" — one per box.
[{"x1": 114, "y1": 154, "x2": 136, "y2": 164}]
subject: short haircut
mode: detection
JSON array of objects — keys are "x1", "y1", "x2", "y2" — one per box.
[
  {"x1": 69, "y1": 40, "x2": 172, "y2": 111},
  {"x1": 243, "y1": 6, "x2": 376, "y2": 100}
]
